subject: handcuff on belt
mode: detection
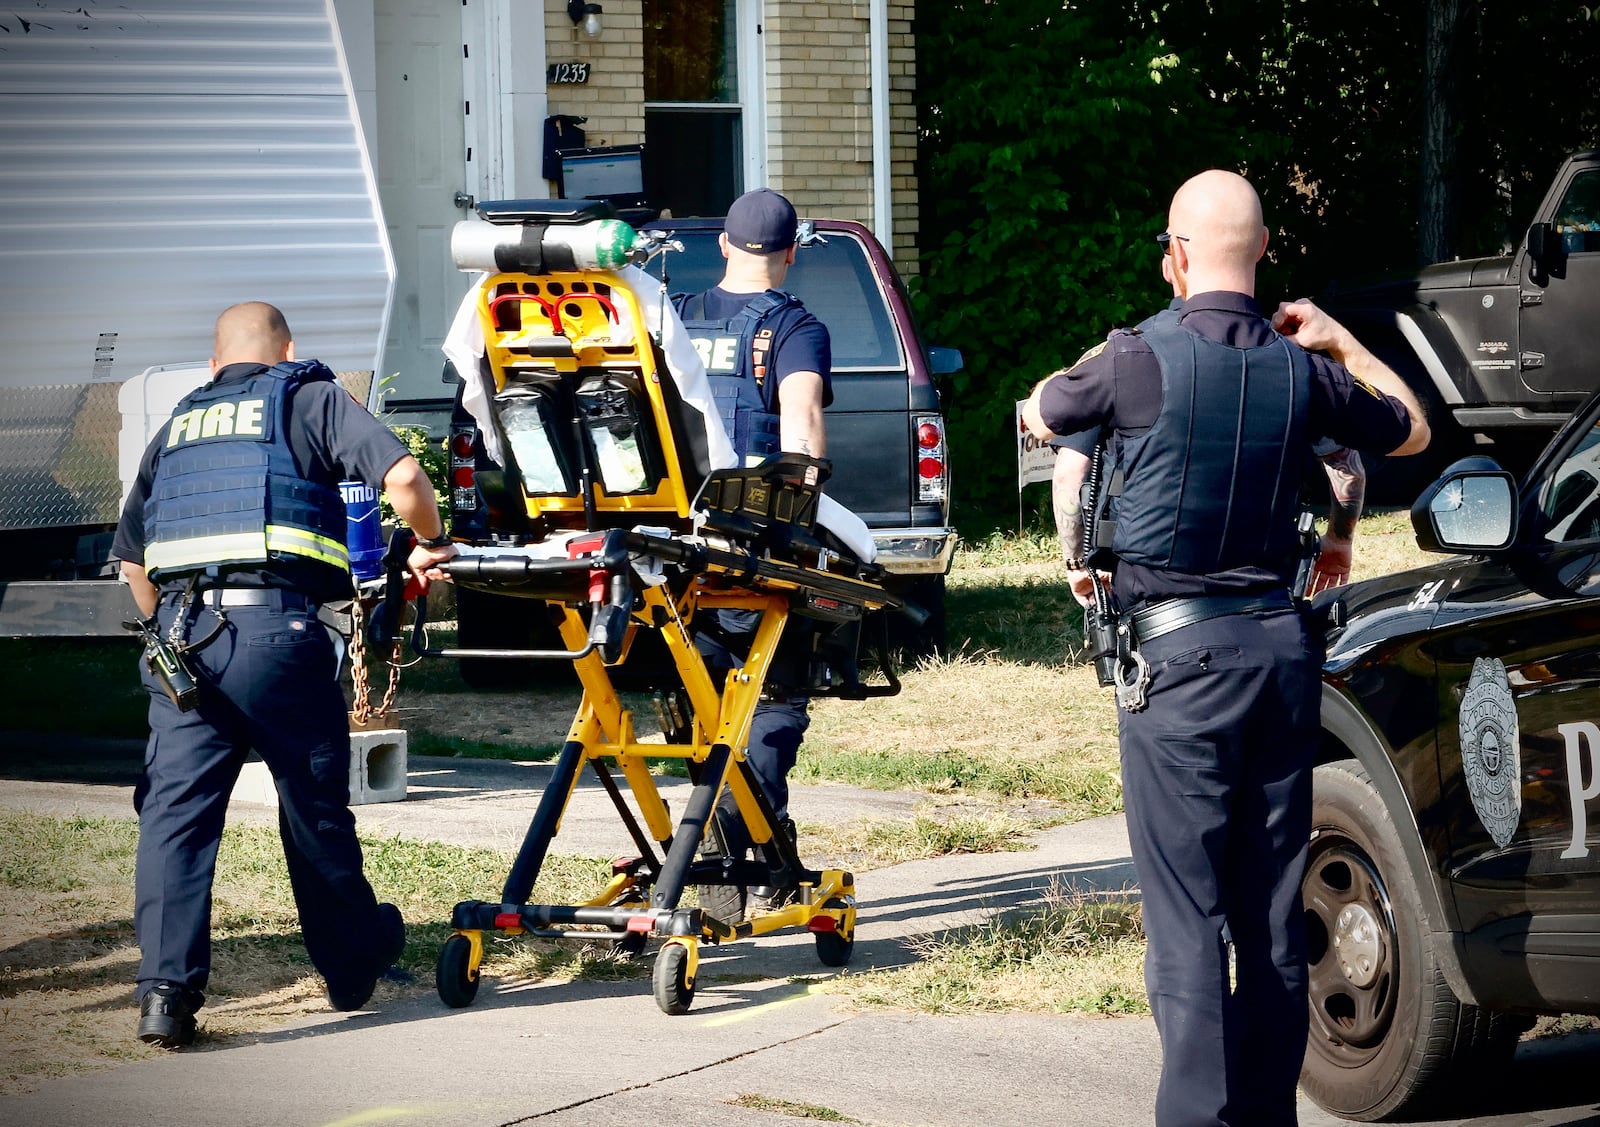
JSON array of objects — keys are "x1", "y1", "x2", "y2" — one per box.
[{"x1": 1110, "y1": 593, "x2": 1295, "y2": 714}]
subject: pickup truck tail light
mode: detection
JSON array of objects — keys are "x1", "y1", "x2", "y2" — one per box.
[
  {"x1": 449, "y1": 427, "x2": 478, "y2": 514},
  {"x1": 913, "y1": 414, "x2": 948, "y2": 504}
]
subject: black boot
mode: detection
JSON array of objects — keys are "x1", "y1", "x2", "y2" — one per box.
[
  {"x1": 137, "y1": 983, "x2": 198, "y2": 1049},
  {"x1": 327, "y1": 902, "x2": 406, "y2": 1012},
  {"x1": 749, "y1": 816, "x2": 800, "y2": 914}
]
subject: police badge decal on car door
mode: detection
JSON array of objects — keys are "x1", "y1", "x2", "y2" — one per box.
[{"x1": 1458, "y1": 656, "x2": 1522, "y2": 849}]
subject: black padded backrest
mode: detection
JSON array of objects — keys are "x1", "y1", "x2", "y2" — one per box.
[{"x1": 476, "y1": 198, "x2": 616, "y2": 226}]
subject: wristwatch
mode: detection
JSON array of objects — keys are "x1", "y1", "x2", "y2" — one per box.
[
  {"x1": 416, "y1": 532, "x2": 453, "y2": 549},
  {"x1": 1064, "y1": 556, "x2": 1087, "y2": 571}
]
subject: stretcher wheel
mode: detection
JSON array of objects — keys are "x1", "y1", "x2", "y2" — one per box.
[
  {"x1": 653, "y1": 940, "x2": 695, "y2": 1015},
  {"x1": 814, "y1": 900, "x2": 855, "y2": 968},
  {"x1": 436, "y1": 934, "x2": 481, "y2": 1008}
]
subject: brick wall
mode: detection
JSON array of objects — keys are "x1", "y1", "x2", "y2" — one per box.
[
  {"x1": 766, "y1": 2, "x2": 918, "y2": 276},
  {"x1": 535, "y1": 0, "x2": 918, "y2": 276},
  {"x1": 541, "y1": 0, "x2": 644, "y2": 154},
  {"x1": 887, "y1": 2, "x2": 918, "y2": 276}
]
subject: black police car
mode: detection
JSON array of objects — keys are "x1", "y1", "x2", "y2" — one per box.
[{"x1": 1305, "y1": 400, "x2": 1600, "y2": 1119}]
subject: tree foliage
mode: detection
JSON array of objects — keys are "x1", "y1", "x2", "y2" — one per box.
[
  {"x1": 914, "y1": 1, "x2": 1270, "y2": 525},
  {"x1": 918, "y1": 0, "x2": 1600, "y2": 529}
]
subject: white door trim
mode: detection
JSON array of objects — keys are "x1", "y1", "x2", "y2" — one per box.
[
  {"x1": 738, "y1": 0, "x2": 766, "y2": 188},
  {"x1": 463, "y1": 0, "x2": 549, "y2": 201}
]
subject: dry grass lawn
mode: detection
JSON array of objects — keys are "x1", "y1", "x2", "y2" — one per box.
[{"x1": 0, "y1": 511, "x2": 1440, "y2": 1091}]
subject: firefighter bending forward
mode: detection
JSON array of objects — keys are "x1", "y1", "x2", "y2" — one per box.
[
  {"x1": 671, "y1": 188, "x2": 832, "y2": 920},
  {"x1": 112, "y1": 301, "x2": 459, "y2": 1048},
  {"x1": 1024, "y1": 171, "x2": 1428, "y2": 1125}
]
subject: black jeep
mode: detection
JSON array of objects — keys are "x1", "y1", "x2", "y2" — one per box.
[{"x1": 1326, "y1": 151, "x2": 1600, "y2": 485}]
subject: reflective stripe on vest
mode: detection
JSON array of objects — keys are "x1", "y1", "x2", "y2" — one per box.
[
  {"x1": 1111, "y1": 321, "x2": 1311, "y2": 575},
  {"x1": 143, "y1": 361, "x2": 351, "y2": 582},
  {"x1": 143, "y1": 525, "x2": 351, "y2": 574}
]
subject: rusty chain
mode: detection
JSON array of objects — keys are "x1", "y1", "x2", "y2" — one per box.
[{"x1": 348, "y1": 588, "x2": 403, "y2": 727}]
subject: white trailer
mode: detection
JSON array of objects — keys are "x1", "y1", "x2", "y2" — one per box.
[{"x1": 0, "y1": 0, "x2": 393, "y2": 635}]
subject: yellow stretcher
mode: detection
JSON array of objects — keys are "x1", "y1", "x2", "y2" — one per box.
[{"x1": 384, "y1": 201, "x2": 909, "y2": 1015}]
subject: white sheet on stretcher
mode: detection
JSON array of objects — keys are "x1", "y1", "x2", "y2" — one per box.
[{"x1": 441, "y1": 264, "x2": 876, "y2": 564}]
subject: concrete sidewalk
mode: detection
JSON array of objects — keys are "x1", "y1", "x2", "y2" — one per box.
[{"x1": 2, "y1": 738, "x2": 1597, "y2": 1126}]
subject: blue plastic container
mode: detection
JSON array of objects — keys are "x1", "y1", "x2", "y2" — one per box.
[{"x1": 340, "y1": 480, "x2": 385, "y2": 582}]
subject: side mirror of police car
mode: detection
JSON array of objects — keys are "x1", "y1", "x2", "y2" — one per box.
[{"x1": 1411, "y1": 456, "x2": 1518, "y2": 554}]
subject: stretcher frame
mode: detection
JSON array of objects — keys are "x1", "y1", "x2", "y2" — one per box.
[{"x1": 397, "y1": 238, "x2": 906, "y2": 1015}]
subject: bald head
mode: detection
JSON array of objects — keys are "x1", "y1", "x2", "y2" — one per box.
[
  {"x1": 212, "y1": 302, "x2": 293, "y2": 370},
  {"x1": 1164, "y1": 170, "x2": 1268, "y2": 297}
]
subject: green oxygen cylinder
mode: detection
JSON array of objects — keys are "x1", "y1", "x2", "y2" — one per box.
[{"x1": 451, "y1": 217, "x2": 645, "y2": 274}]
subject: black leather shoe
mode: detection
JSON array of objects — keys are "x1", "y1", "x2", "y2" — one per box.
[
  {"x1": 327, "y1": 902, "x2": 406, "y2": 1012},
  {"x1": 137, "y1": 983, "x2": 197, "y2": 1049},
  {"x1": 747, "y1": 884, "x2": 798, "y2": 915}
]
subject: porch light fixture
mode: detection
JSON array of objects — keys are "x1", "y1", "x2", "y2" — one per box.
[{"x1": 567, "y1": 0, "x2": 603, "y2": 38}]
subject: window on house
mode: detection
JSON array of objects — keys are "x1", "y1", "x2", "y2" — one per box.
[{"x1": 644, "y1": 0, "x2": 741, "y2": 218}]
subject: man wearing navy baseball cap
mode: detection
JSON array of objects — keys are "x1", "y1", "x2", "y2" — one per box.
[
  {"x1": 671, "y1": 187, "x2": 832, "y2": 922},
  {"x1": 723, "y1": 186, "x2": 800, "y2": 254}
]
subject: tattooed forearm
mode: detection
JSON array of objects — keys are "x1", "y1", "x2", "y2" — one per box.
[
  {"x1": 1055, "y1": 492, "x2": 1083, "y2": 564},
  {"x1": 1321, "y1": 446, "x2": 1366, "y2": 541},
  {"x1": 1052, "y1": 448, "x2": 1090, "y2": 566}
]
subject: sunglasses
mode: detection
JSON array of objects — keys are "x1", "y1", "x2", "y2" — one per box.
[{"x1": 1155, "y1": 231, "x2": 1191, "y2": 254}]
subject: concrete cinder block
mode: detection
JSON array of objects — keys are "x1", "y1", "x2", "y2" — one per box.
[
  {"x1": 229, "y1": 729, "x2": 408, "y2": 808},
  {"x1": 348, "y1": 728, "x2": 408, "y2": 805}
]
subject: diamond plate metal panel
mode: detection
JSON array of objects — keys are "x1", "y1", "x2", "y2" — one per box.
[{"x1": 0, "y1": 384, "x2": 123, "y2": 530}]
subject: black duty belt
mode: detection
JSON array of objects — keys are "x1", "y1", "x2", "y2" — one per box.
[
  {"x1": 162, "y1": 587, "x2": 336, "y2": 623},
  {"x1": 1127, "y1": 593, "x2": 1293, "y2": 645}
]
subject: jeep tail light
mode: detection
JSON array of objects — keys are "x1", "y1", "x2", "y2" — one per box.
[
  {"x1": 449, "y1": 424, "x2": 479, "y2": 514},
  {"x1": 913, "y1": 413, "x2": 948, "y2": 504}
]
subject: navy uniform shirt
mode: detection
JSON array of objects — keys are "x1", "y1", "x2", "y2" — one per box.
[
  {"x1": 113, "y1": 362, "x2": 411, "y2": 601},
  {"x1": 695, "y1": 286, "x2": 834, "y2": 410},
  {"x1": 1036, "y1": 291, "x2": 1413, "y2": 607}
]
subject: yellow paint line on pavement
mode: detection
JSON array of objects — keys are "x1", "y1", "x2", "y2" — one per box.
[
  {"x1": 700, "y1": 981, "x2": 831, "y2": 1027},
  {"x1": 320, "y1": 1107, "x2": 429, "y2": 1126}
]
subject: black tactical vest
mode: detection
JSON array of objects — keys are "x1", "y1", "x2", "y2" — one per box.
[
  {"x1": 143, "y1": 361, "x2": 350, "y2": 584},
  {"x1": 1110, "y1": 320, "x2": 1311, "y2": 576}
]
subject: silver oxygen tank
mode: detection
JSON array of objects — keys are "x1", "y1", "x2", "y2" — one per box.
[{"x1": 451, "y1": 217, "x2": 645, "y2": 274}]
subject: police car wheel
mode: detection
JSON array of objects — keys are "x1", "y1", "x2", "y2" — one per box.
[{"x1": 1299, "y1": 761, "x2": 1517, "y2": 1121}]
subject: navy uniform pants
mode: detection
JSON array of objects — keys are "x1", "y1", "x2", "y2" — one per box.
[
  {"x1": 1118, "y1": 606, "x2": 1320, "y2": 1127},
  {"x1": 693, "y1": 608, "x2": 810, "y2": 856},
  {"x1": 133, "y1": 589, "x2": 386, "y2": 1006}
]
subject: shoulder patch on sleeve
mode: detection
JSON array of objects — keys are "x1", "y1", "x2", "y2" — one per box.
[
  {"x1": 1070, "y1": 341, "x2": 1107, "y2": 369},
  {"x1": 1350, "y1": 373, "x2": 1383, "y2": 400}
]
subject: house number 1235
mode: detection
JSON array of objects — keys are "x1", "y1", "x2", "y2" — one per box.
[{"x1": 547, "y1": 62, "x2": 590, "y2": 85}]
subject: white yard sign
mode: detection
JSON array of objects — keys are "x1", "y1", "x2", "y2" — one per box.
[{"x1": 1016, "y1": 400, "x2": 1057, "y2": 491}]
